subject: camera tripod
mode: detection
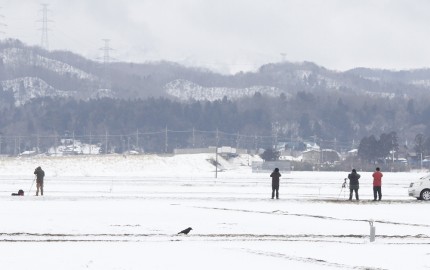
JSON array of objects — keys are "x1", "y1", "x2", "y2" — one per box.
[{"x1": 337, "y1": 178, "x2": 349, "y2": 199}]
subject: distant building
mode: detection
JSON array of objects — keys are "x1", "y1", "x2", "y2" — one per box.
[
  {"x1": 302, "y1": 149, "x2": 340, "y2": 164},
  {"x1": 302, "y1": 150, "x2": 320, "y2": 164},
  {"x1": 321, "y1": 149, "x2": 341, "y2": 163},
  {"x1": 47, "y1": 140, "x2": 101, "y2": 156},
  {"x1": 252, "y1": 160, "x2": 291, "y2": 173},
  {"x1": 304, "y1": 141, "x2": 320, "y2": 151},
  {"x1": 276, "y1": 141, "x2": 310, "y2": 151},
  {"x1": 173, "y1": 146, "x2": 247, "y2": 155},
  {"x1": 347, "y1": 149, "x2": 358, "y2": 157},
  {"x1": 19, "y1": 150, "x2": 37, "y2": 156}
]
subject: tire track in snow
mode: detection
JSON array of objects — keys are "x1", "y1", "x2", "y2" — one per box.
[
  {"x1": 193, "y1": 206, "x2": 430, "y2": 228},
  {"x1": 241, "y1": 248, "x2": 389, "y2": 270},
  {"x1": 0, "y1": 232, "x2": 429, "y2": 243}
]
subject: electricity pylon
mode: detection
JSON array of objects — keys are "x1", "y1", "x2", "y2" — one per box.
[{"x1": 39, "y1": 4, "x2": 51, "y2": 50}]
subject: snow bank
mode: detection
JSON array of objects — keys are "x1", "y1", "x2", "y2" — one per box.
[{"x1": 0, "y1": 153, "x2": 260, "y2": 178}]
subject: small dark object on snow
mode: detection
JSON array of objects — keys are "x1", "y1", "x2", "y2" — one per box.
[
  {"x1": 11, "y1": 189, "x2": 24, "y2": 196},
  {"x1": 178, "y1": 227, "x2": 193, "y2": 235}
]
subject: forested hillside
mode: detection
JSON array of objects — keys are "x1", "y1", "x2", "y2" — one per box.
[
  {"x1": 1, "y1": 92, "x2": 428, "y2": 149},
  {"x1": 2, "y1": 39, "x2": 430, "y2": 153}
]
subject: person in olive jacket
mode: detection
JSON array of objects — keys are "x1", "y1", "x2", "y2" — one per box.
[
  {"x1": 270, "y1": 168, "x2": 281, "y2": 199},
  {"x1": 348, "y1": 169, "x2": 360, "y2": 200},
  {"x1": 34, "y1": 166, "x2": 45, "y2": 196}
]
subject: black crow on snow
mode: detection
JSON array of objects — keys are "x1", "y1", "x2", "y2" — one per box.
[{"x1": 178, "y1": 227, "x2": 193, "y2": 235}]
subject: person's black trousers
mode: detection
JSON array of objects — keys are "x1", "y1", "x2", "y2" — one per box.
[
  {"x1": 272, "y1": 185, "x2": 279, "y2": 199},
  {"x1": 349, "y1": 188, "x2": 359, "y2": 200},
  {"x1": 373, "y1": 186, "x2": 382, "y2": 200}
]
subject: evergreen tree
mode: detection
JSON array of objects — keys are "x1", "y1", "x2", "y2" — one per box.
[{"x1": 260, "y1": 148, "x2": 280, "y2": 161}]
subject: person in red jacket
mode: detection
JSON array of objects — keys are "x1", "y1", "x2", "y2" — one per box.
[{"x1": 372, "y1": 167, "x2": 383, "y2": 201}]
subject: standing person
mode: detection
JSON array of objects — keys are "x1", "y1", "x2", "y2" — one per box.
[
  {"x1": 348, "y1": 169, "x2": 360, "y2": 201},
  {"x1": 34, "y1": 166, "x2": 45, "y2": 196},
  {"x1": 372, "y1": 167, "x2": 383, "y2": 201},
  {"x1": 270, "y1": 168, "x2": 281, "y2": 199}
]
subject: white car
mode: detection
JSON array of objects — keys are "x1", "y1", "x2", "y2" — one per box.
[{"x1": 409, "y1": 175, "x2": 430, "y2": 201}]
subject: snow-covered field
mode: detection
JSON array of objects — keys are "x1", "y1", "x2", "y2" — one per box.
[{"x1": 0, "y1": 154, "x2": 429, "y2": 269}]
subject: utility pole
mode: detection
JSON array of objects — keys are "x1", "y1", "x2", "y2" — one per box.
[
  {"x1": 89, "y1": 131, "x2": 92, "y2": 155},
  {"x1": 274, "y1": 131, "x2": 278, "y2": 148},
  {"x1": 39, "y1": 4, "x2": 51, "y2": 50},
  {"x1": 421, "y1": 153, "x2": 423, "y2": 171},
  {"x1": 334, "y1": 137, "x2": 337, "y2": 152},
  {"x1": 36, "y1": 134, "x2": 40, "y2": 154},
  {"x1": 54, "y1": 134, "x2": 57, "y2": 155},
  {"x1": 192, "y1": 127, "x2": 195, "y2": 148},
  {"x1": 105, "y1": 131, "x2": 108, "y2": 154},
  {"x1": 165, "y1": 126, "x2": 168, "y2": 153},
  {"x1": 136, "y1": 129, "x2": 139, "y2": 152},
  {"x1": 140, "y1": 131, "x2": 144, "y2": 153},
  {"x1": 215, "y1": 128, "x2": 219, "y2": 179}
]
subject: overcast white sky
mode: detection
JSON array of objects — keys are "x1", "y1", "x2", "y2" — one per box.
[{"x1": 1, "y1": 0, "x2": 430, "y2": 74}]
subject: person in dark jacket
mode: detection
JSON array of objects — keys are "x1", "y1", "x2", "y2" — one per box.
[
  {"x1": 270, "y1": 168, "x2": 281, "y2": 199},
  {"x1": 348, "y1": 169, "x2": 360, "y2": 200},
  {"x1": 34, "y1": 166, "x2": 45, "y2": 196}
]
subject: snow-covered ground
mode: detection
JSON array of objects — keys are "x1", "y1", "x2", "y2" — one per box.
[{"x1": 0, "y1": 154, "x2": 429, "y2": 269}]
